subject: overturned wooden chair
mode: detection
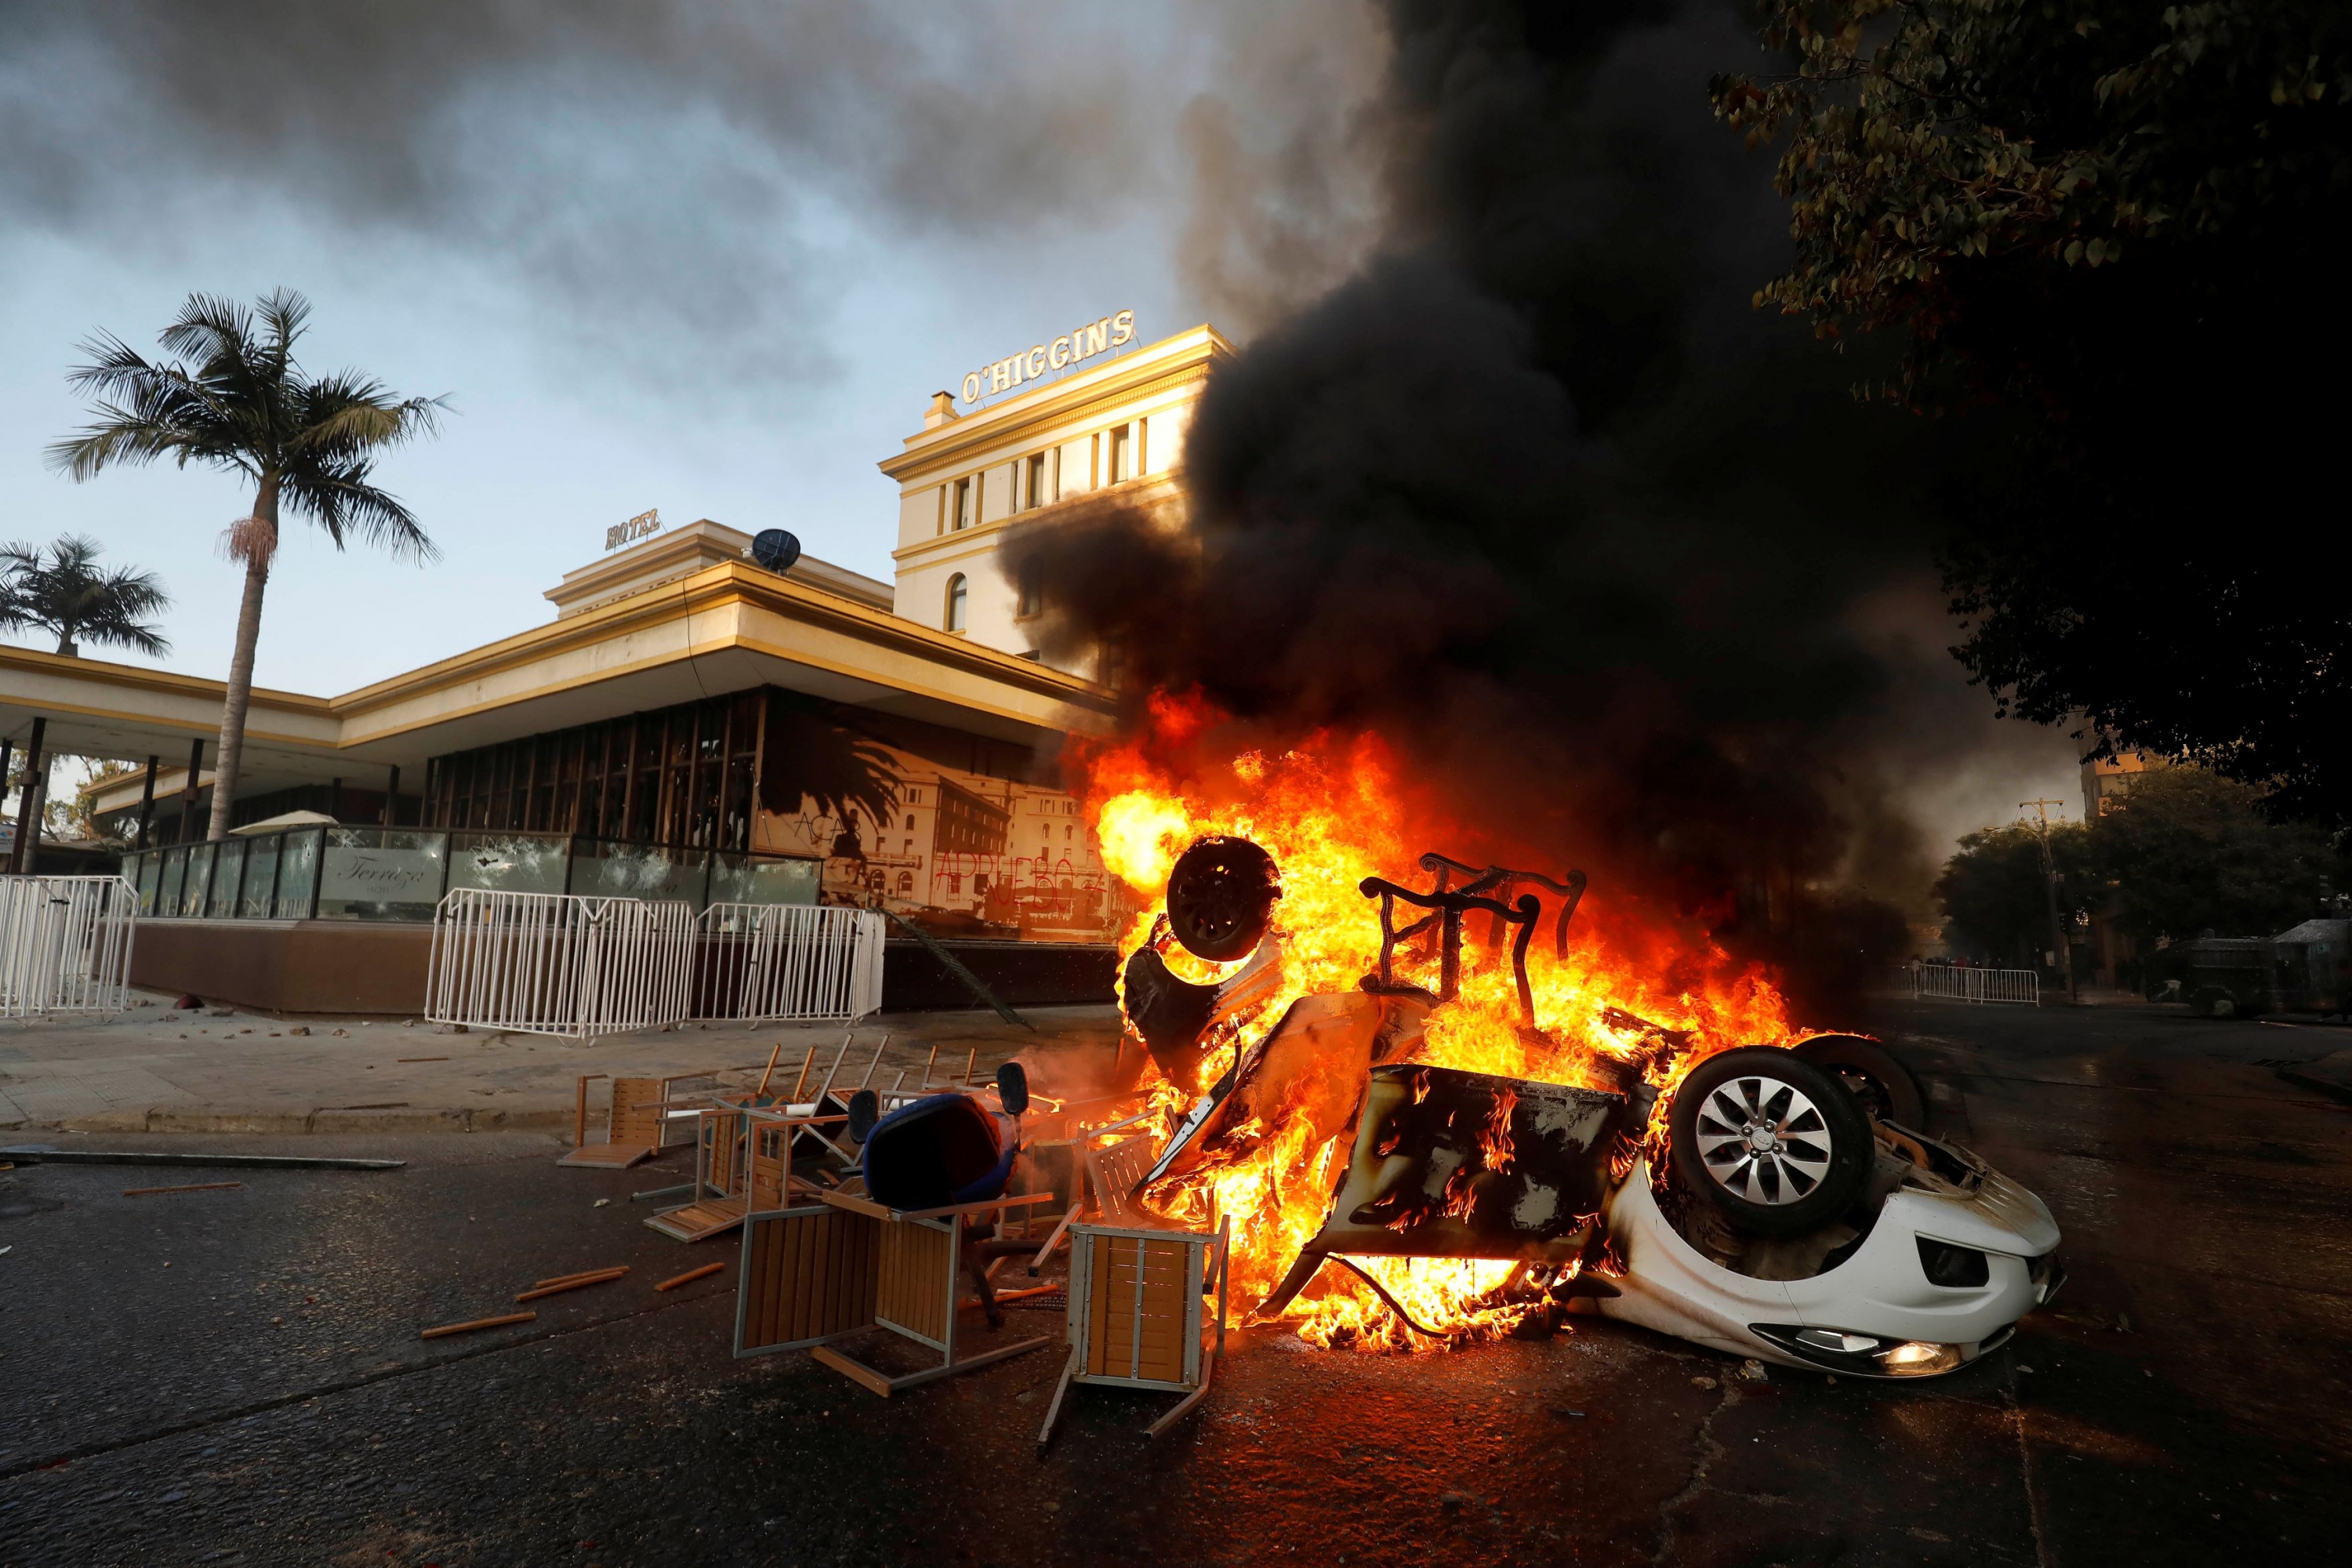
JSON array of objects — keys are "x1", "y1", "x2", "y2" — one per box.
[
  {"x1": 1036, "y1": 1135, "x2": 1230, "y2": 1444},
  {"x1": 558, "y1": 1074, "x2": 675, "y2": 1169},
  {"x1": 646, "y1": 1103, "x2": 840, "y2": 1243},
  {"x1": 734, "y1": 1185, "x2": 1062, "y2": 1396},
  {"x1": 1023, "y1": 1111, "x2": 1155, "y2": 1276}
]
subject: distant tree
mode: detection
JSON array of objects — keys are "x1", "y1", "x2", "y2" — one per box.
[
  {"x1": 2087, "y1": 768, "x2": 2337, "y2": 944},
  {"x1": 1935, "y1": 820, "x2": 2091, "y2": 965},
  {"x1": 1715, "y1": 2, "x2": 2352, "y2": 822},
  {"x1": 47, "y1": 289, "x2": 445, "y2": 841},
  {"x1": 0, "y1": 534, "x2": 170, "y2": 657}
]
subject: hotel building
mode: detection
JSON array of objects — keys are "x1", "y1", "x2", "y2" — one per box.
[{"x1": 0, "y1": 320, "x2": 1227, "y2": 1011}]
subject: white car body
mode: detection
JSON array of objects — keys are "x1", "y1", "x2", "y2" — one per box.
[{"x1": 1586, "y1": 1140, "x2": 2063, "y2": 1377}]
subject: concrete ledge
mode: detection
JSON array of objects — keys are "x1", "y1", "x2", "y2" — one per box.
[
  {"x1": 132, "y1": 919, "x2": 432, "y2": 1015},
  {"x1": 2278, "y1": 1050, "x2": 2352, "y2": 1106},
  {"x1": 53, "y1": 1105, "x2": 575, "y2": 1136},
  {"x1": 129, "y1": 918, "x2": 1117, "y2": 1015}
]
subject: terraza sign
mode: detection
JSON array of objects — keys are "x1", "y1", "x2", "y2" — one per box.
[{"x1": 960, "y1": 310, "x2": 1135, "y2": 405}]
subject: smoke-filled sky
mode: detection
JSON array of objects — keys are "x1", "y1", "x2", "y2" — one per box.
[{"x1": 0, "y1": 0, "x2": 2077, "y2": 862}]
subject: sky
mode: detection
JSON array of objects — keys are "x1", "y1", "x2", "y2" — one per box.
[
  {"x1": 0, "y1": 1, "x2": 2080, "y2": 855},
  {"x1": 0, "y1": 1, "x2": 1384, "y2": 693}
]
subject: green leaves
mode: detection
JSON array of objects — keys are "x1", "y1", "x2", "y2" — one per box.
[
  {"x1": 47, "y1": 289, "x2": 449, "y2": 559},
  {"x1": 1709, "y1": 0, "x2": 2349, "y2": 407},
  {"x1": 0, "y1": 535, "x2": 172, "y2": 658}
]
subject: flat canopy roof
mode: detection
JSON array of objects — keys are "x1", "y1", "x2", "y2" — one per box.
[{"x1": 3, "y1": 558, "x2": 1115, "y2": 800}]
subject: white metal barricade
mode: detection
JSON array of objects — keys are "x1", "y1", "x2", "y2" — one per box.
[
  {"x1": 699, "y1": 903, "x2": 885, "y2": 1023},
  {"x1": 0, "y1": 875, "x2": 139, "y2": 1020},
  {"x1": 1911, "y1": 963, "x2": 2039, "y2": 1006},
  {"x1": 426, "y1": 887, "x2": 694, "y2": 1040}
]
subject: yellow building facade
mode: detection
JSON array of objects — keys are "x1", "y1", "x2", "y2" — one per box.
[{"x1": 9, "y1": 321, "x2": 1229, "y2": 949}]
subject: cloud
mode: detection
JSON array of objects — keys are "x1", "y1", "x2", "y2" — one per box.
[{"x1": 0, "y1": 1, "x2": 1391, "y2": 385}]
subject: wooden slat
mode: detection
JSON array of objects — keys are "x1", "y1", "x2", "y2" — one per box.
[
  {"x1": 789, "y1": 1208, "x2": 818, "y2": 1345},
  {"x1": 657, "y1": 1261, "x2": 725, "y2": 1292},
  {"x1": 515, "y1": 1269, "x2": 626, "y2": 1303},
  {"x1": 1087, "y1": 1236, "x2": 1113, "y2": 1376},
  {"x1": 811, "y1": 1344, "x2": 896, "y2": 1398},
  {"x1": 611, "y1": 1077, "x2": 663, "y2": 1148},
  {"x1": 421, "y1": 1311, "x2": 536, "y2": 1340},
  {"x1": 749, "y1": 1217, "x2": 775, "y2": 1345},
  {"x1": 851, "y1": 1211, "x2": 878, "y2": 1327}
]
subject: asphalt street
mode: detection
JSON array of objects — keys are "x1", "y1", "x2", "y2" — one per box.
[{"x1": 2, "y1": 998, "x2": 2347, "y2": 1566}]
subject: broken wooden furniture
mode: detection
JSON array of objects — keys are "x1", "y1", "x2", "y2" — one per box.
[
  {"x1": 558, "y1": 1073, "x2": 688, "y2": 1169},
  {"x1": 1256, "y1": 1062, "x2": 1620, "y2": 1324},
  {"x1": 733, "y1": 1186, "x2": 1061, "y2": 1396},
  {"x1": 1038, "y1": 1212, "x2": 1229, "y2": 1444},
  {"x1": 1025, "y1": 1117, "x2": 1155, "y2": 1275},
  {"x1": 644, "y1": 1103, "x2": 842, "y2": 1243}
]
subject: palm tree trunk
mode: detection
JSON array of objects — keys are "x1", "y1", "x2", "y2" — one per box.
[{"x1": 205, "y1": 477, "x2": 279, "y2": 842}]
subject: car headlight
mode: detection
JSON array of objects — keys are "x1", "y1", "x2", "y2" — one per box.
[
  {"x1": 1875, "y1": 1340, "x2": 1963, "y2": 1375},
  {"x1": 1753, "y1": 1324, "x2": 1969, "y2": 1377}
]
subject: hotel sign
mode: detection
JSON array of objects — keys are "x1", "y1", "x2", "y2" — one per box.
[
  {"x1": 606, "y1": 507, "x2": 661, "y2": 552},
  {"x1": 960, "y1": 310, "x2": 1135, "y2": 405}
]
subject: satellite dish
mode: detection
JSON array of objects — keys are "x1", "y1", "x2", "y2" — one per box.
[{"x1": 750, "y1": 528, "x2": 801, "y2": 574}]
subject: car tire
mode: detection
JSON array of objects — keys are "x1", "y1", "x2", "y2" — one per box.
[
  {"x1": 1792, "y1": 1034, "x2": 1926, "y2": 1128},
  {"x1": 1669, "y1": 1047, "x2": 1872, "y2": 1240}
]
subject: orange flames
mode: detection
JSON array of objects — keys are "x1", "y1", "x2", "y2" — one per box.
[{"x1": 1073, "y1": 695, "x2": 1800, "y2": 1352}]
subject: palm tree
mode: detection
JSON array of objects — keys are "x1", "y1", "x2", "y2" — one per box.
[
  {"x1": 0, "y1": 534, "x2": 172, "y2": 657},
  {"x1": 46, "y1": 289, "x2": 446, "y2": 841}
]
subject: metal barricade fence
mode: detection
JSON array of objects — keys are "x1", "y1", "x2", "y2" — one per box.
[
  {"x1": 426, "y1": 887, "x2": 695, "y2": 1040},
  {"x1": 697, "y1": 902, "x2": 885, "y2": 1023},
  {"x1": 1910, "y1": 962, "x2": 2039, "y2": 1006},
  {"x1": 0, "y1": 875, "x2": 139, "y2": 1019}
]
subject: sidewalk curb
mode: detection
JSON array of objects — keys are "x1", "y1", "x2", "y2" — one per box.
[
  {"x1": 44, "y1": 1106, "x2": 575, "y2": 1136},
  {"x1": 2278, "y1": 1056, "x2": 2352, "y2": 1107}
]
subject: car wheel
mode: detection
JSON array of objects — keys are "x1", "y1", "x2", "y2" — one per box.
[
  {"x1": 1792, "y1": 1034, "x2": 1926, "y2": 1128},
  {"x1": 1669, "y1": 1047, "x2": 1872, "y2": 1240},
  {"x1": 1166, "y1": 835, "x2": 1281, "y2": 962}
]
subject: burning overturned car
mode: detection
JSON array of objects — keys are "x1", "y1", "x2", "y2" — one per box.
[{"x1": 1108, "y1": 829, "x2": 2063, "y2": 1379}]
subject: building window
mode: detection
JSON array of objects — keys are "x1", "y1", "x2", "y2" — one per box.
[
  {"x1": 952, "y1": 477, "x2": 973, "y2": 531},
  {"x1": 1024, "y1": 452, "x2": 1047, "y2": 510},
  {"x1": 945, "y1": 574, "x2": 967, "y2": 631},
  {"x1": 1016, "y1": 570, "x2": 1042, "y2": 619},
  {"x1": 1108, "y1": 424, "x2": 1131, "y2": 484}
]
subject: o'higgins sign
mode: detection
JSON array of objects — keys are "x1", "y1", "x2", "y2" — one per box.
[{"x1": 960, "y1": 310, "x2": 1135, "y2": 405}]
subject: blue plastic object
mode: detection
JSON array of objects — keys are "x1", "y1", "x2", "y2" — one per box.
[{"x1": 861, "y1": 1092, "x2": 1016, "y2": 1210}]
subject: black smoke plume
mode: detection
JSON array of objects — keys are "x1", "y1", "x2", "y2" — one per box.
[{"x1": 1008, "y1": 0, "x2": 2024, "y2": 1006}]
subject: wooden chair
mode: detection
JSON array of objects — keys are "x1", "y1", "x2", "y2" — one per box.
[
  {"x1": 733, "y1": 1185, "x2": 1062, "y2": 1396},
  {"x1": 1025, "y1": 1115, "x2": 1154, "y2": 1274},
  {"x1": 557, "y1": 1074, "x2": 676, "y2": 1169},
  {"x1": 1038, "y1": 1213, "x2": 1229, "y2": 1444},
  {"x1": 646, "y1": 1105, "x2": 840, "y2": 1243}
]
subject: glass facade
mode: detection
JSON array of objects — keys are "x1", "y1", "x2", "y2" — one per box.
[
  {"x1": 123, "y1": 825, "x2": 819, "y2": 923},
  {"x1": 423, "y1": 689, "x2": 768, "y2": 851},
  {"x1": 318, "y1": 829, "x2": 449, "y2": 921}
]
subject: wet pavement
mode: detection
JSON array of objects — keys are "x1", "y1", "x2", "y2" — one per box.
[{"x1": 2, "y1": 999, "x2": 2348, "y2": 1566}]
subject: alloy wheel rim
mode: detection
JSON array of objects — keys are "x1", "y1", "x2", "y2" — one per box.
[{"x1": 1692, "y1": 1074, "x2": 1832, "y2": 1205}]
